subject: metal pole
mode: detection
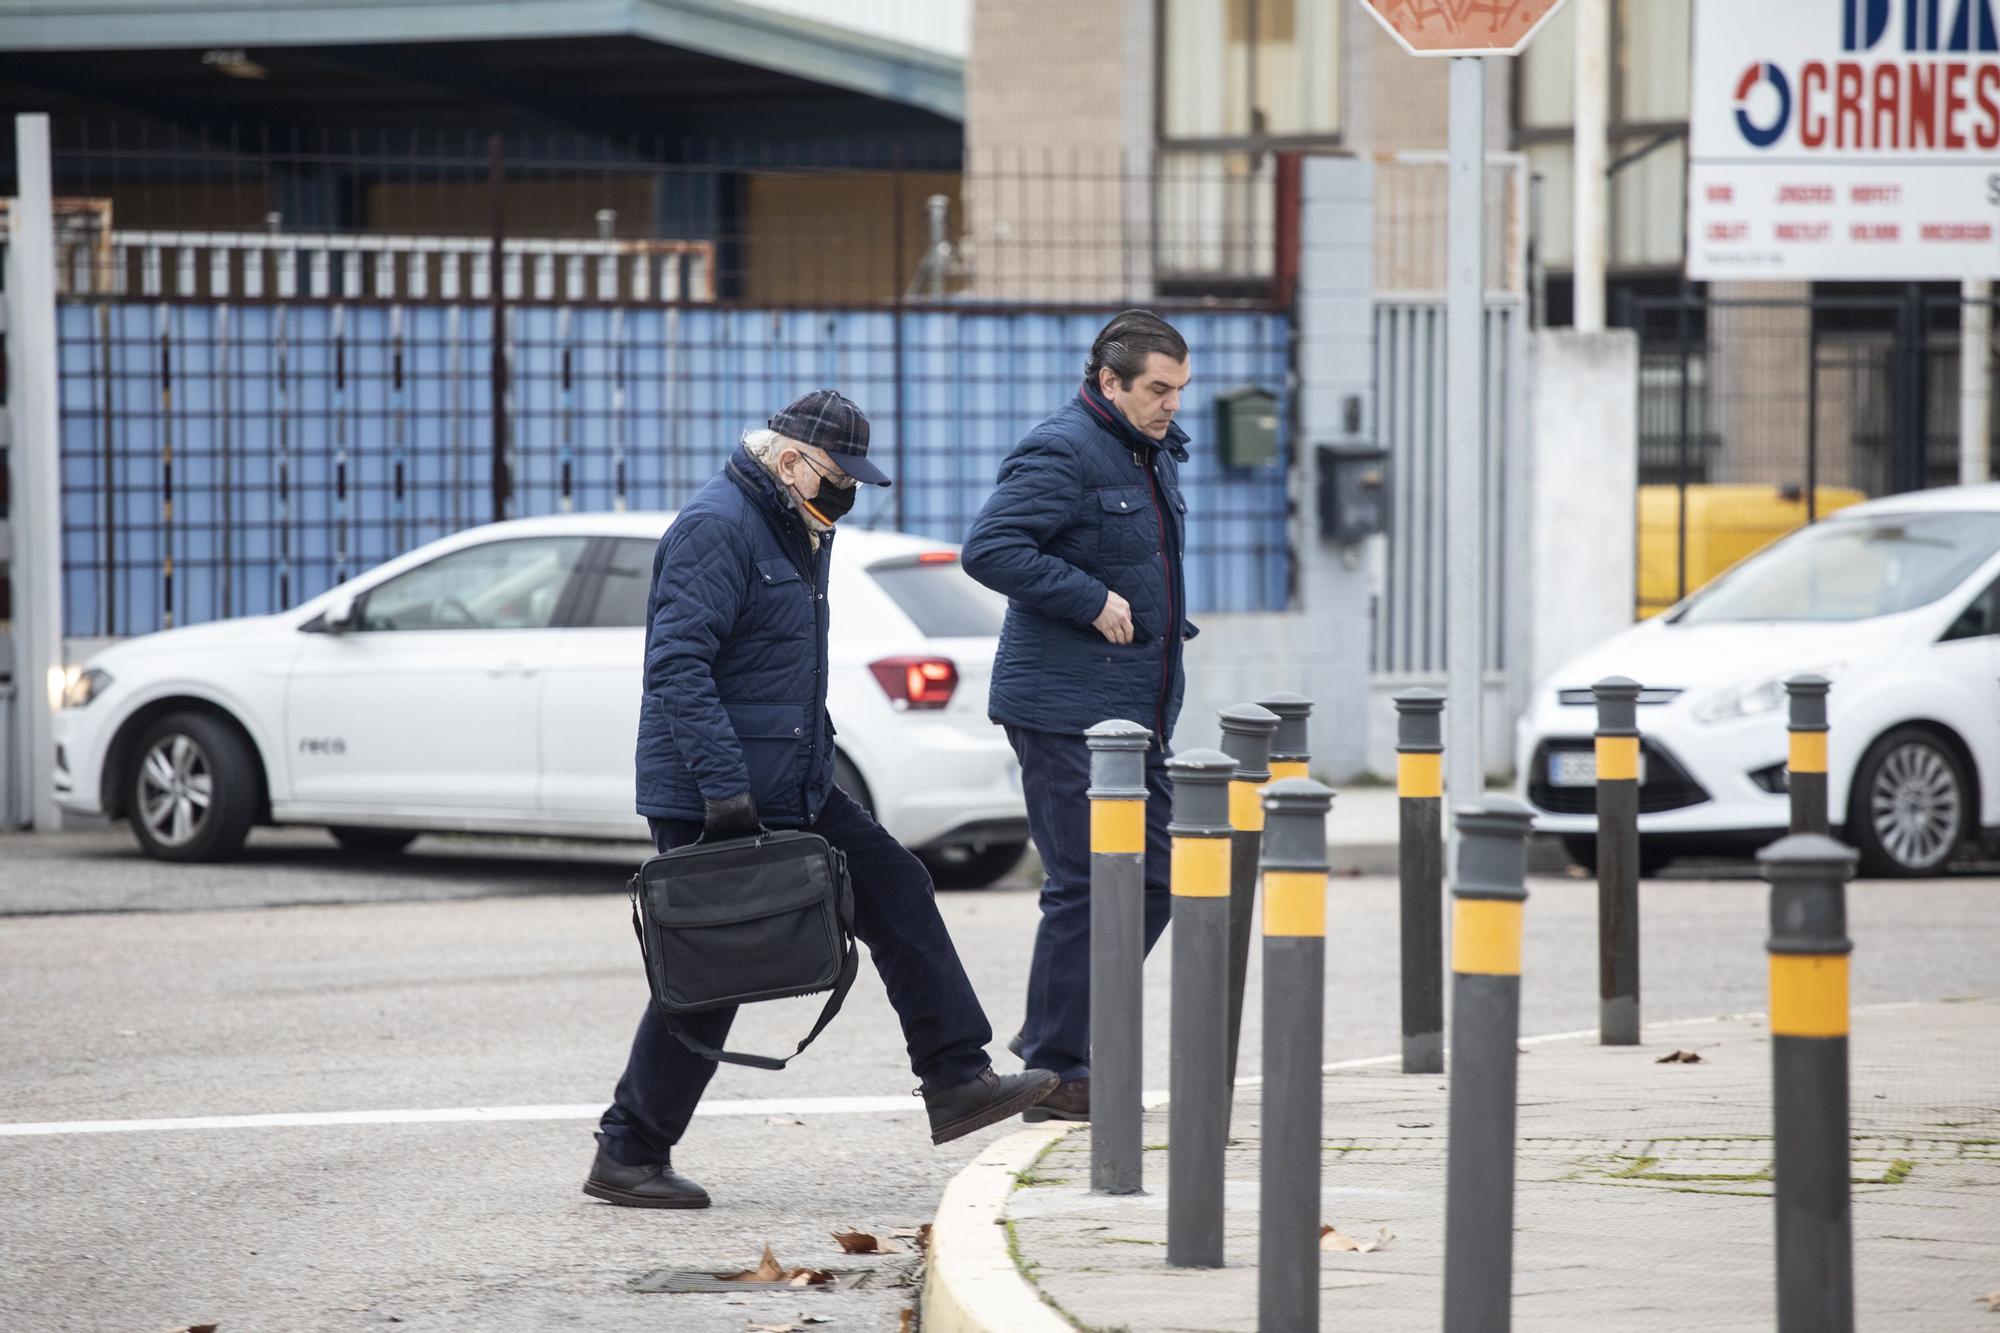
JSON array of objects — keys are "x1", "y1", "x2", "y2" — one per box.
[
  {"x1": 486, "y1": 134, "x2": 509, "y2": 524},
  {"x1": 1760, "y1": 834, "x2": 1857, "y2": 1333},
  {"x1": 1218, "y1": 702, "x2": 1279, "y2": 1093},
  {"x1": 1570, "y1": 0, "x2": 1610, "y2": 334},
  {"x1": 1446, "y1": 56, "x2": 1488, "y2": 847},
  {"x1": 1259, "y1": 691, "x2": 1314, "y2": 782},
  {"x1": 1395, "y1": 688, "x2": 1446, "y2": 1074},
  {"x1": 8, "y1": 114, "x2": 65, "y2": 832},
  {"x1": 1257, "y1": 777, "x2": 1336, "y2": 1333},
  {"x1": 1785, "y1": 676, "x2": 1831, "y2": 838},
  {"x1": 1963, "y1": 280, "x2": 1993, "y2": 487},
  {"x1": 1441, "y1": 798, "x2": 1536, "y2": 1333},
  {"x1": 1593, "y1": 676, "x2": 1642, "y2": 1046},
  {"x1": 1166, "y1": 748, "x2": 1237, "y2": 1270},
  {"x1": 1087, "y1": 718, "x2": 1152, "y2": 1196}
]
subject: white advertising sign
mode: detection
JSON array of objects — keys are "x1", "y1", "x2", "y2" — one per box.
[{"x1": 1688, "y1": 0, "x2": 2000, "y2": 279}]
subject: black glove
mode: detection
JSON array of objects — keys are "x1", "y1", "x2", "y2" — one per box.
[{"x1": 702, "y1": 791, "x2": 763, "y2": 841}]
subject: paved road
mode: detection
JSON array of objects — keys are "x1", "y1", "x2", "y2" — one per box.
[{"x1": 2, "y1": 828, "x2": 1995, "y2": 1331}]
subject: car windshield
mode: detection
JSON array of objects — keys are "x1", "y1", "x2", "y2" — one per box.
[
  {"x1": 868, "y1": 554, "x2": 1007, "y2": 638},
  {"x1": 1675, "y1": 510, "x2": 2000, "y2": 625}
]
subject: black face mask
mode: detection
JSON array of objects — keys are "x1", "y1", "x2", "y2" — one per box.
[{"x1": 794, "y1": 456, "x2": 858, "y2": 523}]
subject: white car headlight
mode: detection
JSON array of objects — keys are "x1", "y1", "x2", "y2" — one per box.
[
  {"x1": 1692, "y1": 667, "x2": 1839, "y2": 725},
  {"x1": 61, "y1": 667, "x2": 113, "y2": 709}
]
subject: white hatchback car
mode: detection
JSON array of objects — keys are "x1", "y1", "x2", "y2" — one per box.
[
  {"x1": 53, "y1": 513, "x2": 1030, "y2": 885},
  {"x1": 1518, "y1": 485, "x2": 2000, "y2": 877}
]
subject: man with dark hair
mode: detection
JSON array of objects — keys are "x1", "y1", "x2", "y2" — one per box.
[{"x1": 960, "y1": 310, "x2": 1194, "y2": 1123}]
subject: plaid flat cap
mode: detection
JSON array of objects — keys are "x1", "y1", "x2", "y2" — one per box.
[{"x1": 768, "y1": 389, "x2": 890, "y2": 486}]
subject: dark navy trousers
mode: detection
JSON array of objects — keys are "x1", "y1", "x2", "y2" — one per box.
[
  {"x1": 1005, "y1": 726, "x2": 1174, "y2": 1083},
  {"x1": 597, "y1": 785, "x2": 992, "y2": 1165}
]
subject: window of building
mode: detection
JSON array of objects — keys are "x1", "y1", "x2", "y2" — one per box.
[{"x1": 1160, "y1": 0, "x2": 1342, "y2": 145}]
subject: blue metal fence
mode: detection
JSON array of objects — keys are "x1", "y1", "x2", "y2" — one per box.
[{"x1": 57, "y1": 302, "x2": 1292, "y2": 636}]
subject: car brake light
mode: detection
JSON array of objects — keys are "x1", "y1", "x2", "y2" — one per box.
[
  {"x1": 916, "y1": 551, "x2": 958, "y2": 565},
  {"x1": 869, "y1": 656, "x2": 958, "y2": 710}
]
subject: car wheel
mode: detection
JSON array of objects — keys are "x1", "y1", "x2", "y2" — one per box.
[
  {"x1": 1559, "y1": 834, "x2": 1674, "y2": 879},
  {"x1": 1849, "y1": 726, "x2": 1967, "y2": 878},
  {"x1": 128, "y1": 711, "x2": 257, "y2": 863},
  {"x1": 329, "y1": 827, "x2": 420, "y2": 857},
  {"x1": 833, "y1": 752, "x2": 874, "y2": 814},
  {"x1": 922, "y1": 841, "x2": 1030, "y2": 890}
]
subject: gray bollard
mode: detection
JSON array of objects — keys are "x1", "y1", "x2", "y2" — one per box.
[
  {"x1": 1165, "y1": 748, "x2": 1238, "y2": 1270},
  {"x1": 1259, "y1": 691, "x2": 1314, "y2": 784},
  {"x1": 1257, "y1": 776, "x2": 1336, "y2": 1333},
  {"x1": 1760, "y1": 834, "x2": 1857, "y2": 1333},
  {"x1": 1395, "y1": 688, "x2": 1446, "y2": 1075},
  {"x1": 1441, "y1": 798, "x2": 1536, "y2": 1333},
  {"x1": 1218, "y1": 702, "x2": 1280, "y2": 1096},
  {"x1": 1087, "y1": 718, "x2": 1153, "y2": 1196},
  {"x1": 1593, "y1": 676, "x2": 1643, "y2": 1046},
  {"x1": 1786, "y1": 676, "x2": 1831, "y2": 837}
]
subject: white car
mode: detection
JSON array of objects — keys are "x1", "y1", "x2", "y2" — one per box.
[
  {"x1": 52, "y1": 513, "x2": 1030, "y2": 886},
  {"x1": 1518, "y1": 484, "x2": 2000, "y2": 877}
]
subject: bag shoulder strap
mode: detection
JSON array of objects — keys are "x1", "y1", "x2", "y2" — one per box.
[{"x1": 662, "y1": 935, "x2": 859, "y2": 1071}]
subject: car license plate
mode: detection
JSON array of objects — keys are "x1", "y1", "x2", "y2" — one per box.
[{"x1": 1547, "y1": 750, "x2": 1647, "y2": 787}]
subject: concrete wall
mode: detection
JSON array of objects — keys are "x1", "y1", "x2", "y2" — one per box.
[{"x1": 1523, "y1": 328, "x2": 1639, "y2": 694}]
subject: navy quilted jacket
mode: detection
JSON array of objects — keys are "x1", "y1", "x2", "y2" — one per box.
[
  {"x1": 634, "y1": 446, "x2": 836, "y2": 824},
  {"x1": 962, "y1": 383, "x2": 1197, "y2": 743}
]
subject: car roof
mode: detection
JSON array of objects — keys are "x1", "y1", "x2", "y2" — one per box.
[
  {"x1": 1834, "y1": 483, "x2": 2000, "y2": 519},
  {"x1": 461, "y1": 511, "x2": 960, "y2": 560}
]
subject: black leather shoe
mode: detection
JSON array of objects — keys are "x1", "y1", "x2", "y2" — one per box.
[
  {"x1": 582, "y1": 1146, "x2": 711, "y2": 1209},
  {"x1": 1007, "y1": 1030, "x2": 1026, "y2": 1061},
  {"x1": 1022, "y1": 1077, "x2": 1088, "y2": 1123},
  {"x1": 924, "y1": 1067, "x2": 1060, "y2": 1145}
]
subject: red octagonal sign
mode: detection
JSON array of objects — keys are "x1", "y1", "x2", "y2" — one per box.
[{"x1": 1360, "y1": 0, "x2": 1569, "y2": 57}]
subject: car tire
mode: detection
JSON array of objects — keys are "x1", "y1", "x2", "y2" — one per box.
[
  {"x1": 329, "y1": 827, "x2": 420, "y2": 857},
  {"x1": 833, "y1": 752, "x2": 874, "y2": 814},
  {"x1": 127, "y1": 711, "x2": 258, "y2": 863},
  {"x1": 1848, "y1": 726, "x2": 1968, "y2": 878},
  {"x1": 921, "y1": 841, "x2": 1029, "y2": 891},
  {"x1": 1560, "y1": 834, "x2": 1675, "y2": 879}
]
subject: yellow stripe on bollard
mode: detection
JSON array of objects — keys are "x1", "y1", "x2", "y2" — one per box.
[
  {"x1": 1262, "y1": 870, "x2": 1326, "y2": 937},
  {"x1": 1397, "y1": 751, "x2": 1443, "y2": 799},
  {"x1": 1171, "y1": 835, "x2": 1231, "y2": 897},
  {"x1": 1091, "y1": 799, "x2": 1146, "y2": 855},
  {"x1": 1788, "y1": 730, "x2": 1828, "y2": 775},
  {"x1": 1451, "y1": 899, "x2": 1523, "y2": 976},
  {"x1": 1269, "y1": 761, "x2": 1310, "y2": 782},
  {"x1": 1769, "y1": 954, "x2": 1849, "y2": 1037},
  {"x1": 1595, "y1": 734, "x2": 1640, "y2": 782},
  {"x1": 1228, "y1": 780, "x2": 1267, "y2": 832}
]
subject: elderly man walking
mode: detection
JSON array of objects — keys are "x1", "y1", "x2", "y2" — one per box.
[
  {"x1": 961, "y1": 311, "x2": 1194, "y2": 1123},
  {"x1": 584, "y1": 390, "x2": 1057, "y2": 1209}
]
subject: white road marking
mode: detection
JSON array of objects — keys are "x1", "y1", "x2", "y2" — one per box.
[{"x1": 0, "y1": 1095, "x2": 919, "y2": 1138}]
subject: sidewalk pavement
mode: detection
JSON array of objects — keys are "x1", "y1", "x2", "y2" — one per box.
[{"x1": 979, "y1": 998, "x2": 2000, "y2": 1332}]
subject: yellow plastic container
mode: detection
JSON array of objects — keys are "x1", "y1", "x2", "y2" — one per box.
[{"x1": 1637, "y1": 484, "x2": 1867, "y2": 618}]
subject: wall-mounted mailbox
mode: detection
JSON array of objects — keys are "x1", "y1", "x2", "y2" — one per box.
[
  {"x1": 1315, "y1": 444, "x2": 1388, "y2": 544},
  {"x1": 1214, "y1": 384, "x2": 1280, "y2": 469}
]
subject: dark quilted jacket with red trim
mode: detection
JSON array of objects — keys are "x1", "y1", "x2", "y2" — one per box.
[
  {"x1": 962, "y1": 383, "x2": 1197, "y2": 743},
  {"x1": 634, "y1": 446, "x2": 836, "y2": 824}
]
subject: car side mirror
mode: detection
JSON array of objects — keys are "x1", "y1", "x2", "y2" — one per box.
[{"x1": 323, "y1": 591, "x2": 360, "y2": 634}]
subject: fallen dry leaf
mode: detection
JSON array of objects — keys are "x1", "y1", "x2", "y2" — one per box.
[
  {"x1": 765, "y1": 1117, "x2": 806, "y2": 1127},
  {"x1": 888, "y1": 1225, "x2": 932, "y2": 1251},
  {"x1": 721, "y1": 1243, "x2": 788, "y2": 1284},
  {"x1": 899, "y1": 1310, "x2": 915, "y2": 1333},
  {"x1": 786, "y1": 1267, "x2": 835, "y2": 1287},
  {"x1": 1319, "y1": 1224, "x2": 1393, "y2": 1254},
  {"x1": 1656, "y1": 1050, "x2": 1704, "y2": 1064},
  {"x1": 832, "y1": 1230, "x2": 905, "y2": 1256},
  {"x1": 1977, "y1": 1289, "x2": 2000, "y2": 1312}
]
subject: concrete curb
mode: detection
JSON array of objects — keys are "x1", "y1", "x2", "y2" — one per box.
[{"x1": 921, "y1": 1123, "x2": 1080, "y2": 1333}]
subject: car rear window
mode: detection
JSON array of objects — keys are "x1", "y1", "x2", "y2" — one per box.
[{"x1": 868, "y1": 554, "x2": 1007, "y2": 638}]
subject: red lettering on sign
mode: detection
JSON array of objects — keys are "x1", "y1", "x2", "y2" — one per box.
[
  {"x1": 1851, "y1": 184, "x2": 1901, "y2": 204},
  {"x1": 1778, "y1": 184, "x2": 1836, "y2": 204},
  {"x1": 1835, "y1": 62, "x2": 1865, "y2": 147},
  {"x1": 1977, "y1": 64, "x2": 2000, "y2": 150},
  {"x1": 1707, "y1": 184, "x2": 1734, "y2": 202},
  {"x1": 1909, "y1": 62, "x2": 1937, "y2": 147},
  {"x1": 1850, "y1": 223, "x2": 1900, "y2": 241},
  {"x1": 1944, "y1": 62, "x2": 1969, "y2": 149},
  {"x1": 1708, "y1": 222, "x2": 1749, "y2": 242},
  {"x1": 1801, "y1": 62, "x2": 1829, "y2": 147},
  {"x1": 1870, "y1": 62, "x2": 1902, "y2": 149},
  {"x1": 1923, "y1": 222, "x2": 1994, "y2": 241},
  {"x1": 1775, "y1": 222, "x2": 1832, "y2": 241}
]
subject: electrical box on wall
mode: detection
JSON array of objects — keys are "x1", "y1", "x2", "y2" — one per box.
[
  {"x1": 1315, "y1": 444, "x2": 1388, "y2": 544},
  {"x1": 1214, "y1": 385, "x2": 1280, "y2": 469}
]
